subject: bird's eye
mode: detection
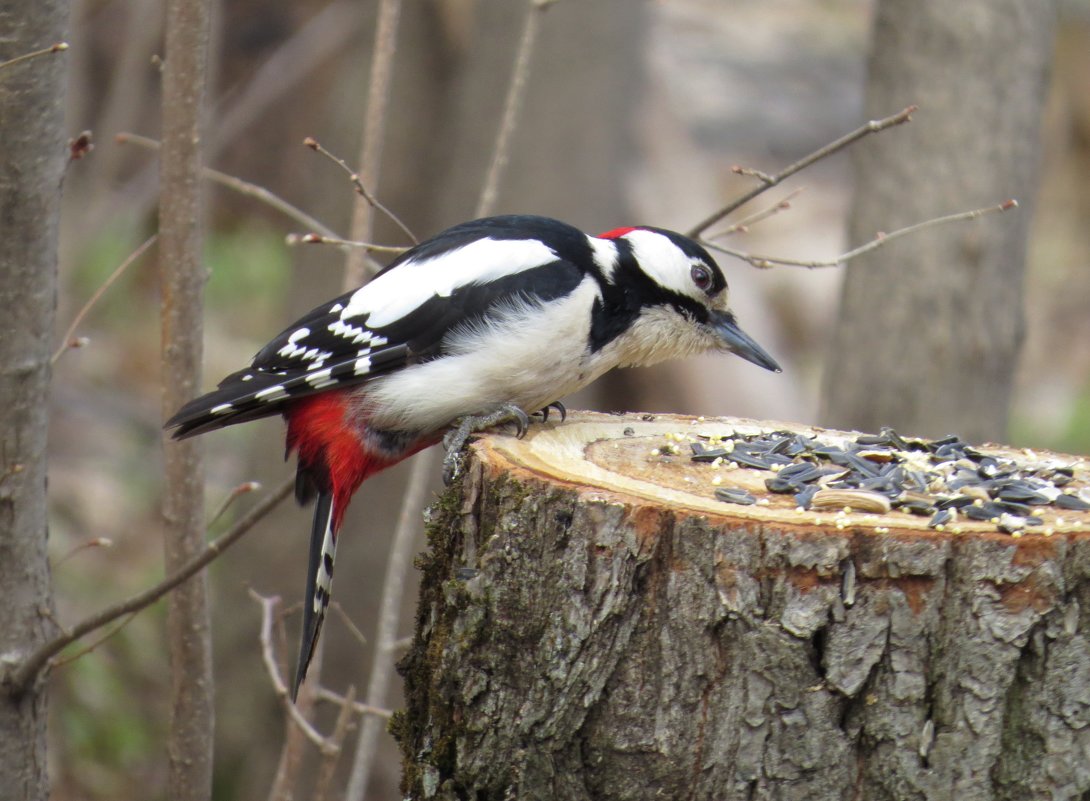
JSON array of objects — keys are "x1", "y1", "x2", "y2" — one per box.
[{"x1": 690, "y1": 264, "x2": 713, "y2": 292}]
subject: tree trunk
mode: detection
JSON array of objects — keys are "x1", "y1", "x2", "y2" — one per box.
[
  {"x1": 821, "y1": 0, "x2": 1057, "y2": 443},
  {"x1": 159, "y1": 0, "x2": 214, "y2": 797},
  {"x1": 0, "y1": 3, "x2": 70, "y2": 799},
  {"x1": 397, "y1": 412, "x2": 1090, "y2": 801}
]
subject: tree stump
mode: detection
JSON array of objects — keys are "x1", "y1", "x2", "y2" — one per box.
[{"x1": 395, "y1": 412, "x2": 1090, "y2": 801}]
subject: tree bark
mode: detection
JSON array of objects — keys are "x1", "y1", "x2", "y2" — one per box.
[
  {"x1": 397, "y1": 412, "x2": 1090, "y2": 801},
  {"x1": 159, "y1": 0, "x2": 214, "y2": 797},
  {"x1": 821, "y1": 0, "x2": 1057, "y2": 443},
  {"x1": 0, "y1": 3, "x2": 70, "y2": 799}
]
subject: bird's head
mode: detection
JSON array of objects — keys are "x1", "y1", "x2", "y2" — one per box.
[{"x1": 596, "y1": 226, "x2": 781, "y2": 373}]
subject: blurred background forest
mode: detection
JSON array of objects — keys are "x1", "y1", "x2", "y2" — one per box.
[{"x1": 45, "y1": 0, "x2": 1090, "y2": 798}]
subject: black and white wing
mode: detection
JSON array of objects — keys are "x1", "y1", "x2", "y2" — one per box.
[{"x1": 166, "y1": 216, "x2": 591, "y2": 438}]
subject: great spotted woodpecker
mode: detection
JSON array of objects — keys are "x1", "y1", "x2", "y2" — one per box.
[{"x1": 166, "y1": 214, "x2": 780, "y2": 698}]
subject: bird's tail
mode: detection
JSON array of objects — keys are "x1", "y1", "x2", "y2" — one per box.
[{"x1": 293, "y1": 489, "x2": 338, "y2": 700}]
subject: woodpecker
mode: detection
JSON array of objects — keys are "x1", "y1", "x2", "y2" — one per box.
[{"x1": 166, "y1": 214, "x2": 780, "y2": 698}]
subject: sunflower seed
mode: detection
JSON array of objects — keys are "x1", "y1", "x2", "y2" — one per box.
[
  {"x1": 715, "y1": 487, "x2": 757, "y2": 506},
  {"x1": 1055, "y1": 493, "x2": 1090, "y2": 512},
  {"x1": 811, "y1": 489, "x2": 892, "y2": 514},
  {"x1": 929, "y1": 509, "x2": 953, "y2": 529}
]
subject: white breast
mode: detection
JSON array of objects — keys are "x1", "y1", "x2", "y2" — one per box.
[{"x1": 361, "y1": 277, "x2": 611, "y2": 432}]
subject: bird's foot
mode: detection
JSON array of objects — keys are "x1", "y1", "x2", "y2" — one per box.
[
  {"x1": 534, "y1": 400, "x2": 567, "y2": 424},
  {"x1": 442, "y1": 403, "x2": 532, "y2": 485}
]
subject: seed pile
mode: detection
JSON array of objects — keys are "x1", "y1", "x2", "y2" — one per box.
[{"x1": 687, "y1": 426, "x2": 1090, "y2": 535}]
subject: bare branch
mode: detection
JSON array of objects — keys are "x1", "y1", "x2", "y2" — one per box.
[
  {"x1": 118, "y1": 133, "x2": 341, "y2": 239},
  {"x1": 5, "y1": 477, "x2": 294, "y2": 695},
  {"x1": 207, "y1": 481, "x2": 262, "y2": 527},
  {"x1": 316, "y1": 687, "x2": 393, "y2": 718},
  {"x1": 703, "y1": 200, "x2": 1017, "y2": 270},
  {"x1": 687, "y1": 105, "x2": 918, "y2": 238},
  {"x1": 705, "y1": 187, "x2": 805, "y2": 239},
  {"x1": 342, "y1": 0, "x2": 408, "y2": 290},
  {"x1": 475, "y1": 0, "x2": 556, "y2": 218},
  {"x1": 251, "y1": 591, "x2": 331, "y2": 749},
  {"x1": 52, "y1": 235, "x2": 157, "y2": 364},
  {"x1": 304, "y1": 137, "x2": 417, "y2": 249},
  {"x1": 267, "y1": 601, "x2": 320, "y2": 801},
  {"x1": 0, "y1": 41, "x2": 67, "y2": 72},
  {"x1": 285, "y1": 232, "x2": 407, "y2": 256},
  {"x1": 329, "y1": 601, "x2": 368, "y2": 649},
  {"x1": 53, "y1": 536, "x2": 114, "y2": 569},
  {"x1": 312, "y1": 685, "x2": 357, "y2": 801},
  {"x1": 50, "y1": 613, "x2": 137, "y2": 670}
]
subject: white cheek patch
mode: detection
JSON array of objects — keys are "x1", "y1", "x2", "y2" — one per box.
[
  {"x1": 622, "y1": 229, "x2": 696, "y2": 296},
  {"x1": 340, "y1": 237, "x2": 558, "y2": 328}
]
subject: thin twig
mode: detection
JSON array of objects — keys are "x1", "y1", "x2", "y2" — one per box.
[
  {"x1": 341, "y1": 0, "x2": 408, "y2": 290},
  {"x1": 52, "y1": 235, "x2": 157, "y2": 364},
  {"x1": 704, "y1": 200, "x2": 1017, "y2": 270},
  {"x1": 50, "y1": 612, "x2": 138, "y2": 670},
  {"x1": 53, "y1": 537, "x2": 114, "y2": 568},
  {"x1": 687, "y1": 105, "x2": 918, "y2": 238},
  {"x1": 5, "y1": 476, "x2": 294, "y2": 695},
  {"x1": 475, "y1": 0, "x2": 556, "y2": 219},
  {"x1": 705, "y1": 188, "x2": 805, "y2": 240},
  {"x1": 312, "y1": 685, "x2": 357, "y2": 801},
  {"x1": 285, "y1": 232, "x2": 407, "y2": 255},
  {"x1": 0, "y1": 41, "x2": 68, "y2": 72},
  {"x1": 207, "y1": 481, "x2": 262, "y2": 527},
  {"x1": 330, "y1": 601, "x2": 368, "y2": 648},
  {"x1": 267, "y1": 600, "x2": 320, "y2": 801},
  {"x1": 118, "y1": 133, "x2": 341, "y2": 239},
  {"x1": 251, "y1": 591, "x2": 330, "y2": 749},
  {"x1": 304, "y1": 137, "x2": 417, "y2": 249},
  {"x1": 316, "y1": 687, "x2": 393, "y2": 719}
]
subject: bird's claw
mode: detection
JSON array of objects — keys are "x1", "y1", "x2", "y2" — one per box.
[
  {"x1": 535, "y1": 401, "x2": 567, "y2": 424},
  {"x1": 442, "y1": 403, "x2": 532, "y2": 485}
]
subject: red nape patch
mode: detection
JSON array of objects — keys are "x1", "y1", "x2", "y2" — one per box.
[
  {"x1": 598, "y1": 226, "x2": 636, "y2": 240},
  {"x1": 285, "y1": 392, "x2": 409, "y2": 530}
]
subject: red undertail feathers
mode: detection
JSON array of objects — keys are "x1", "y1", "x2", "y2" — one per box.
[{"x1": 285, "y1": 391, "x2": 410, "y2": 698}]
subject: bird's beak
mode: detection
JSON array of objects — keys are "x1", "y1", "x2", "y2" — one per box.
[{"x1": 710, "y1": 310, "x2": 781, "y2": 373}]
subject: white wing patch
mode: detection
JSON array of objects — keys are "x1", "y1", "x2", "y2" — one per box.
[{"x1": 340, "y1": 237, "x2": 558, "y2": 328}]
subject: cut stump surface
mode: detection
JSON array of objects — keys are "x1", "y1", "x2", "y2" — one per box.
[{"x1": 397, "y1": 412, "x2": 1090, "y2": 801}]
